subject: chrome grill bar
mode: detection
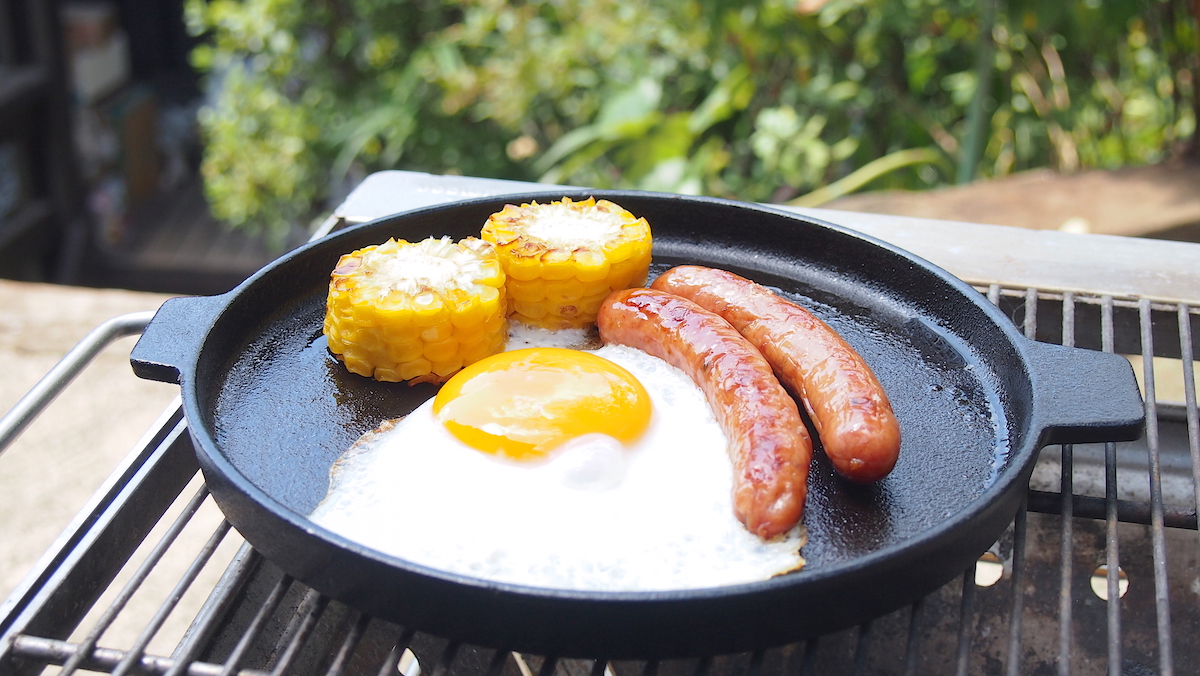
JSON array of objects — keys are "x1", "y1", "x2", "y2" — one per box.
[
  {"x1": 1026, "y1": 490, "x2": 1197, "y2": 528},
  {"x1": 1057, "y1": 292, "x2": 1075, "y2": 676},
  {"x1": 1102, "y1": 295, "x2": 1122, "y2": 676},
  {"x1": 277, "y1": 591, "x2": 329, "y2": 676},
  {"x1": 58, "y1": 486, "x2": 214, "y2": 676},
  {"x1": 165, "y1": 544, "x2": 263, "y2": 676},
  {"x1": 1181, "y1": 302, "x2": 1200, "y2": 569},
  {"x1": 486, "y1": 645, "x2": 511, "y2": 676},
  {"x1": 129, "y1": 516, "x2": 234, "y2": 673},
  {"x1": 954, "y1": 566, "x2": 974, "y2": 675},
  {"x1": 378, "y1": 630, "x2": 416, "y2": 676},
  {"x1": 217, "y1": 573, "x2": 293, "y2": 676},
  {"x1": 324, "y1": 611, "x2": 371, "y2": 676},
  {"x1": 9, "y1": 635, "x2": 270, "y2": 676},
  {"x1": 900, "y1": 597, "x2": 922, "y2": 676},
  {"x1": 1002, "y1": 288, "x2": 1037, "y2": 676},
  {"x1": 1139, "y1": 298, "x2": 1175, "y2": 676},
  {"x1": 0, "y1": 311, "x2": 155, "y2": 456}
]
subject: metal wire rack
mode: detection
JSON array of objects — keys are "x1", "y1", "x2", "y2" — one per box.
[
  {"x1": 2, "y1": 281, "x2": 1196, "y2": 676},
  {"x1": 1, "y1": 173, "x2": 1197, "y2": 675}
]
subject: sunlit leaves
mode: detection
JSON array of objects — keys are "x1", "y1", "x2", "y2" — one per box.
[
  {"x1": 195, "y1": 62, "x2": 319, "y2": 242},
  {"x1": 187, "y1": 0, "x2": 1198, "y2": 240}
]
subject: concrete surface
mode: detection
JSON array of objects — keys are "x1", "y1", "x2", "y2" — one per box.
[
  {"x1": 0, "y1": 280, "x2": 249, "y2": 655},
  {"x1": 0, "y1": 280, "x2": 177, "y2": 596}
]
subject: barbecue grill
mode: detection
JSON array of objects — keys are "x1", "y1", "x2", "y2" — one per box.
[{"x1": 2, "y1": 171, "x2": 1198, "y2": 675}]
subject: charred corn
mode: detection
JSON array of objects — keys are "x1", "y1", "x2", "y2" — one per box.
[
  {"x1": 481, "y1": 197, "x2": 652, "y2": 329},
  {"x1": 324, "y1": 236, "x2": 507, "y2": 384}
]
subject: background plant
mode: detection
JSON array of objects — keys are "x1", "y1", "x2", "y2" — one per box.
[{"x1": 185, "y1": 0, "x2": 1199, "y2": 241}]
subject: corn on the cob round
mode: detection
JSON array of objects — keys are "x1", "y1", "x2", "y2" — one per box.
[
  {"x1": 481, "y1": 197, "x2": 652, "y2": 330},
  {"x1": 323, "y1": 236, "x2": 507, "y2": 384}
]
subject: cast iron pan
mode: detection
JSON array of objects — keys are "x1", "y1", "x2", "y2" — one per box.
[{"x1": 130, "y1": 191, "x2": 1143, "y2": 659}]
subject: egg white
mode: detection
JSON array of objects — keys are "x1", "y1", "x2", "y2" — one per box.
[{"x1": 310, "y1": 335, "x2": 806, "y2": 592}]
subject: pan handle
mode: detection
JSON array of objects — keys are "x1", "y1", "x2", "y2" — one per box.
[
  {"x1": 130, "y1": 294, "x2": 230, "y2": 384},
  {"x1": 1022, "y1": 338, "x2": 1145, "y2": 445}
]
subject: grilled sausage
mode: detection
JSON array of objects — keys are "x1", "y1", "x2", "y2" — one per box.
[
  {"x1": 597, "y1": 288, "x2": 811, "y2": 539},
  {"x1": 652, "y1": 266, "x2": 901, "y2": 483}
]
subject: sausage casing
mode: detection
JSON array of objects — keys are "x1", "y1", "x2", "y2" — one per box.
[
  {"x1": 651, "y1": 266, "x2": 901, "y2": 483},
  {"x1": 597, "y1": 288, "x2": 811, "y2": 539}
]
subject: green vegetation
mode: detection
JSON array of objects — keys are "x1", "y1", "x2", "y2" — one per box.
[{"x1": 185, "y1": 0, "x2": 1199, "y2": 240}]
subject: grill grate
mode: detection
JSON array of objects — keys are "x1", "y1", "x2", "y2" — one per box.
[
  {"x1": 3, "y1": 283, "x2": 1196, "y2": 675},
  {"x1": 3, "y1": 272, "x2": 1198, "y2": 672}
]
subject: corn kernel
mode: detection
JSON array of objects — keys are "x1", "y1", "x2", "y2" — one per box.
[
  {"x1": 423, "y1": 337, "x2": 459, "y2": 362},
  {"x1": 374, "y1": 367, "x2": 402, "y2": 382},
  {"x1": 507, "y1": 279, "x2": 547, "y2": 303},
  {"x1": 574, "y1": 250, "x2": 611, "y2": 283},
  {"x1": 387, "y1": 340, "x2": 424, "y2": 364},
  {"x1": 398, "y1": 358, "x2": 432, "y2": 381},
  {"x1": 512, "y1": 299, "x2": 550, "y2": 320},
  {"x1": 432, "y1": 357, "x2": 464, "y2": 378}
]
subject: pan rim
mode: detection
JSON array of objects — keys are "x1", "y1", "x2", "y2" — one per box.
[{"x1": 181, "y1": 189, "x2": 1040, "y2": 603}]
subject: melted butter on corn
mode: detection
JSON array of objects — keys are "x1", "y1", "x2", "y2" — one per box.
[
  {"x1": 482, "y1": 197, "x2": 652, "y2": 330},
  {"x1": 515, "y1": 202, "x2": 631, "y2": 248},
  {"x1": 324, "y1": 236, "x2": 507, "y2": 384},
  {"x1": 370, "y1": 237, "x2": 496, "y2": 295}
]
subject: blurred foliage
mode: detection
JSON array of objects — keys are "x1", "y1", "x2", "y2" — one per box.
[{"x1": 185, "y1": 0, "x2": 1199, "y2": 239}]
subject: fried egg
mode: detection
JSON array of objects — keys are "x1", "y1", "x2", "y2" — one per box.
[{"x1": 310, "y1": 327, "x2": 806, "y2": 592}]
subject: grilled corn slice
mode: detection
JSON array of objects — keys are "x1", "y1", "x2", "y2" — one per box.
[
  {"x1": 481, "y1": 197, "x2": 652, "y2": 329},
  {"x1": 324, "y1": 236, "x2": 507, "y2": 384}
]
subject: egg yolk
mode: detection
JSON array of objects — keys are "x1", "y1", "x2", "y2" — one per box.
[{"x1": 432, "y1": 347, "x2": 652, "y2": 461}]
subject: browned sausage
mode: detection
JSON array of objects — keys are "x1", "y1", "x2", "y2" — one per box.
[
  {"x1": 652, "y1": 266, "x2": 901, "y2": 483},
  {"x1": 597, "y1": 288, "x2": 811, "y2": 539}
]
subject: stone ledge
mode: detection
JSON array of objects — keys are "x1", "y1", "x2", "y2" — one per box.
[{"x1": 824, "y1": 161, "x2": 1200, "y2": 238}]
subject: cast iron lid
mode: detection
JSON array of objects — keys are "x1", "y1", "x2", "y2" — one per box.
[{"x1": 130, "y1": 190, "x2": 1144, "y2": 658}]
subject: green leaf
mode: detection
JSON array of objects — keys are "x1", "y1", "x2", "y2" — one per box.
[
  {"x1": 595, "y1": 78, "x2": 663, "y2": 134},
  {"x1": 533, "y1": 125, "x2": 606, "y2": 175},
  {"x1": 687, "y1": 63, "x2": 753, "y2": 134}
]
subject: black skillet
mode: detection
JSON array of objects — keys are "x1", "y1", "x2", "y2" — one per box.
[{"x1": 130, "y1": 191, "x2": 1143, "y2": 659}]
